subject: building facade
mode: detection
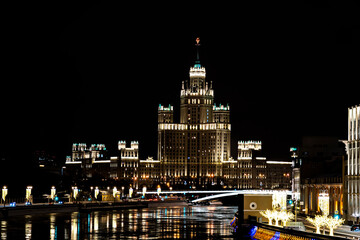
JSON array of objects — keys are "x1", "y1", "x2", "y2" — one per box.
[
  {"x1": 64, "y1": 39, "x2": 293, "y2": 192},
  {"x1": 65, "y1": 140, "x2": 292, "y2": 191},
  {"x1": 157, "y1": 53, "x2": 231, "y2": 187},
  {"x1": 66, "y1": 141, "x2": 144, "y2": 189},
  {"x1": 344, "y1": 105, "x2": 360, "y2": 223},
  {"x1": 301, "y1": 176, "x2": 343, "y2": 217}
]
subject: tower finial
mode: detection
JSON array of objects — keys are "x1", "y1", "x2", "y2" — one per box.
[
  {"x1": 195, "y1": 37, "x2": 201, "y2": 67},
  {"x1": 196, "y1": 37, "x2": 200, "y2": 45}
]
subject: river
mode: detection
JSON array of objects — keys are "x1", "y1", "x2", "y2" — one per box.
[{"x1": 0, "y1": 205, "x2": 237, "y2": 239}]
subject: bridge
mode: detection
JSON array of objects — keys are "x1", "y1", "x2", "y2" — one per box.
[{"x1": 136, "y1": 189, "x2": 292, "y2": 203}]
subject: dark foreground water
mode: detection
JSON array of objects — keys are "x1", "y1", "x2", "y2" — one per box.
[{"x1": 0, "y1": 206, "x2": 237, "y2": 239}]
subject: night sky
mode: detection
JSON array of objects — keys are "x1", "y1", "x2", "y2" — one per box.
[{"x1": 1, "y1": 2, "x2": 359, "y2": 171}]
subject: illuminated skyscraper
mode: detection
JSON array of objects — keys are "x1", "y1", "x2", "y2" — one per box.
[
  {"x1": 158, "y1": 38, "x2": 231, "y2": 187},
  {"x1": 65, "y1": 39, "x2": 293, "y2": 192},
  {"x1": 344, "y1": 105, "x2": 360, "y2": 223}
]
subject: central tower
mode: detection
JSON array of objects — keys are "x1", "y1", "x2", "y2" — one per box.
[
  {"x1": 180, "y1": 38, "x2": 214, "y2": 124},
  {"x1": 158, "y1": 38, "x2": 231, "y2": 188}
]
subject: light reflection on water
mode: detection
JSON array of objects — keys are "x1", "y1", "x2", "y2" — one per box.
[{"x1": 0, "y1": 206, "x2": 237, "y2": 239}]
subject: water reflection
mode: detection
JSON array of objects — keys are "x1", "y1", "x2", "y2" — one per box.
[
  {"x1": 71, "y1": 212, "x2": 79, "y2": 240},
  {"x1": 1, "y1": 221, "x2": 6, "y2": 240},
  {"x1": 50, "y1": 214, "x2": 56, "y2": 240},
  {"x1": 24, "y1": 215, "x2": 31, "y2": 240},
  {"x1": 0, "y1": 206, "x2": 236, "y2": 239}
]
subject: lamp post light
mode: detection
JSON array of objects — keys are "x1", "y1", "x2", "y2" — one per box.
[
  {"x1": 94, "y1": 187, "x2": 99, "y2": 200},
  {"x1": 157, "y1": 185, "x2": 161, "y2": 196},
  {"x1": 142, "y1": 186, "x2": 147, "y2": 197},
  {"x1": 72, "y1": 187, "x2": 78, "y2": 202},
  {"x1": 26, "y1": 186, "x2": 33, "y2": 204},
  {"x1": 50, "y1": 186, "x2": 56, "y2": 201},
  {"x1": 133, "y1": 177, "x2": 137, "y2": 190},
  {"x1": 129, "y1": 187, "x2": 133, "y2": 198},
  {"x1": 2, "y1": 186, "x2": 8, "y2": 207},
  {"x1": 90, "y1": 186, "x2": 93, "y2": 201},
  {"x1": 113, "y1": 187, "x2": 118, "y2": 201}
]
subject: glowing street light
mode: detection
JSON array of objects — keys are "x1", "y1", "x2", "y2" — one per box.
[
  {"x1": 129, "y1": 187, "x2": 133, "y2": 198},
  {"x1": 157, "y1": 185, "x2": 161, "y2": 196},
  {"x1": 50, "y1": 186, "x2": 56, "y2": 200},
  {"x1": 26, "y1": 186, "x2": 33, "y2": 203},
  {"x1": 113, "y1": 187, "x2": 118, "y2": 199},
  {"x1": 72, "y1": 187, "x2": 78, "y2": 201},
  {"x1": 2, "y1": 186, "x2": 8, "y2": 206},
  {"x1": 94, "y1": 187, "x2": 99, "y2": 200},
  {"x1": 121, "y1": 186, "x2": 125, "y2": 198},
  {"x1": 142, "y1": 186, "x2": 147, "y2": 197}
]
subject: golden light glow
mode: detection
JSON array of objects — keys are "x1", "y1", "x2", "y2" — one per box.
[
  {"x1": 157, "y1": 185, "x2": 161, "y2": 195},
  {"x1": 142, "y1": 186, "x2": 147, "y2": 197},
  {"x1": 307, "y1": 215, "x2": 345, "y2": 236},
  {"x1": 50, "y1": 186, "x2": 56, "y2": 200},
  {"x1": 318, "y1": 193, "x2": 329, "y2": 216},
  {"x1": 2, "y1": 186, "x2": 7, "y2": 202},
  {"x1": 325, "y1": 216, "x2": 345, "y2": 236},
  {"x1": 72, "y1": 187, "x2": 78, "y2": 200},
  {"x1": 272, "y1": 191, "x2": 287, "y2": 210},
  {"x1": 260, "y1": 209, "x2": 294, "y2": 227},
  {"x1": 306, "y1": 215, "x2": 327, "y2": 234},
  {"x1": 260, "y1": 209, "x2": 274, "y2": 226},
  {"x1": 94, "y1": 187, "x2": 99, "y2": 199},
  {"x1": 129, "y1": 187, "x2": 133, "y2": 198},
  {"x1": 113, "y1": 187, "x2": 118, "y2": 198},
  {"x1": 26, "y1": 186, "x2": 32, "y2": 202},
  {"x1": 279, "y1": 211, "x2": 294, "y2": 226}
]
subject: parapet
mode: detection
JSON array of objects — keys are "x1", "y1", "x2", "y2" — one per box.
[
  {"x1": 213, "y1": 104, "x2": 230, "y2": 111},
  {"x1": 131, "y1": 141, "x2": 139, "y2": 149},
  {"x1": 90, "y1": 144, "x2": 106, "y2": 151},
  {"x1": 118, "y1": 141, "x2": 126, "y2": 150},
  {"x1": 118, "y1": 140, "x2": 139, "y2": 150},
  {"x1": 238, "y1": 141, "x2": 262, "y2": 150},
  {"x1": 158, "y1": 104, "x2": 173, "y2": 111},
  {"x1": 72, "y1": 143, "x2": 87, "y2": 151},
  {"x1": 190, "y1": 66, "x2": 206, "y2": 78}
]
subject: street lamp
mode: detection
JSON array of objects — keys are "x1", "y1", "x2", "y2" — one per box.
[
  {"x1": 94, "y1": 187, "x2": 99, "y2": 200},
  {"x1": 121, "y1": 186, "x2": 125, "y2": 198},
  {"x1": 113, "y1": 187, "x2": 118, "y2": 200},
  {"x1": 142, "y1": 186, "x2": 147, "y2": 197},
  {"x1": 26, "y1": 186, "x2": 33, "y2": 204},
  {"x1": 2, "y1": 186, "x2": 8, "y2": 207},
  {"x1": 50, "y1": 186, "x2": 56, "y2": 201},
  {"x1": 72, "y1": 187, "x2": 78, "y2": 202},
  {"x1": 129, "y1": 187, "x2": 133, "y2": 198}
]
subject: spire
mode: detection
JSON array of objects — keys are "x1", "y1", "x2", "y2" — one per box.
[
  {"x1": 194, "y1": 37, "x2": 201, "y2": 68},
  {"x1": 190, "y1": 37, "x2": 206, "y2": 79}
]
